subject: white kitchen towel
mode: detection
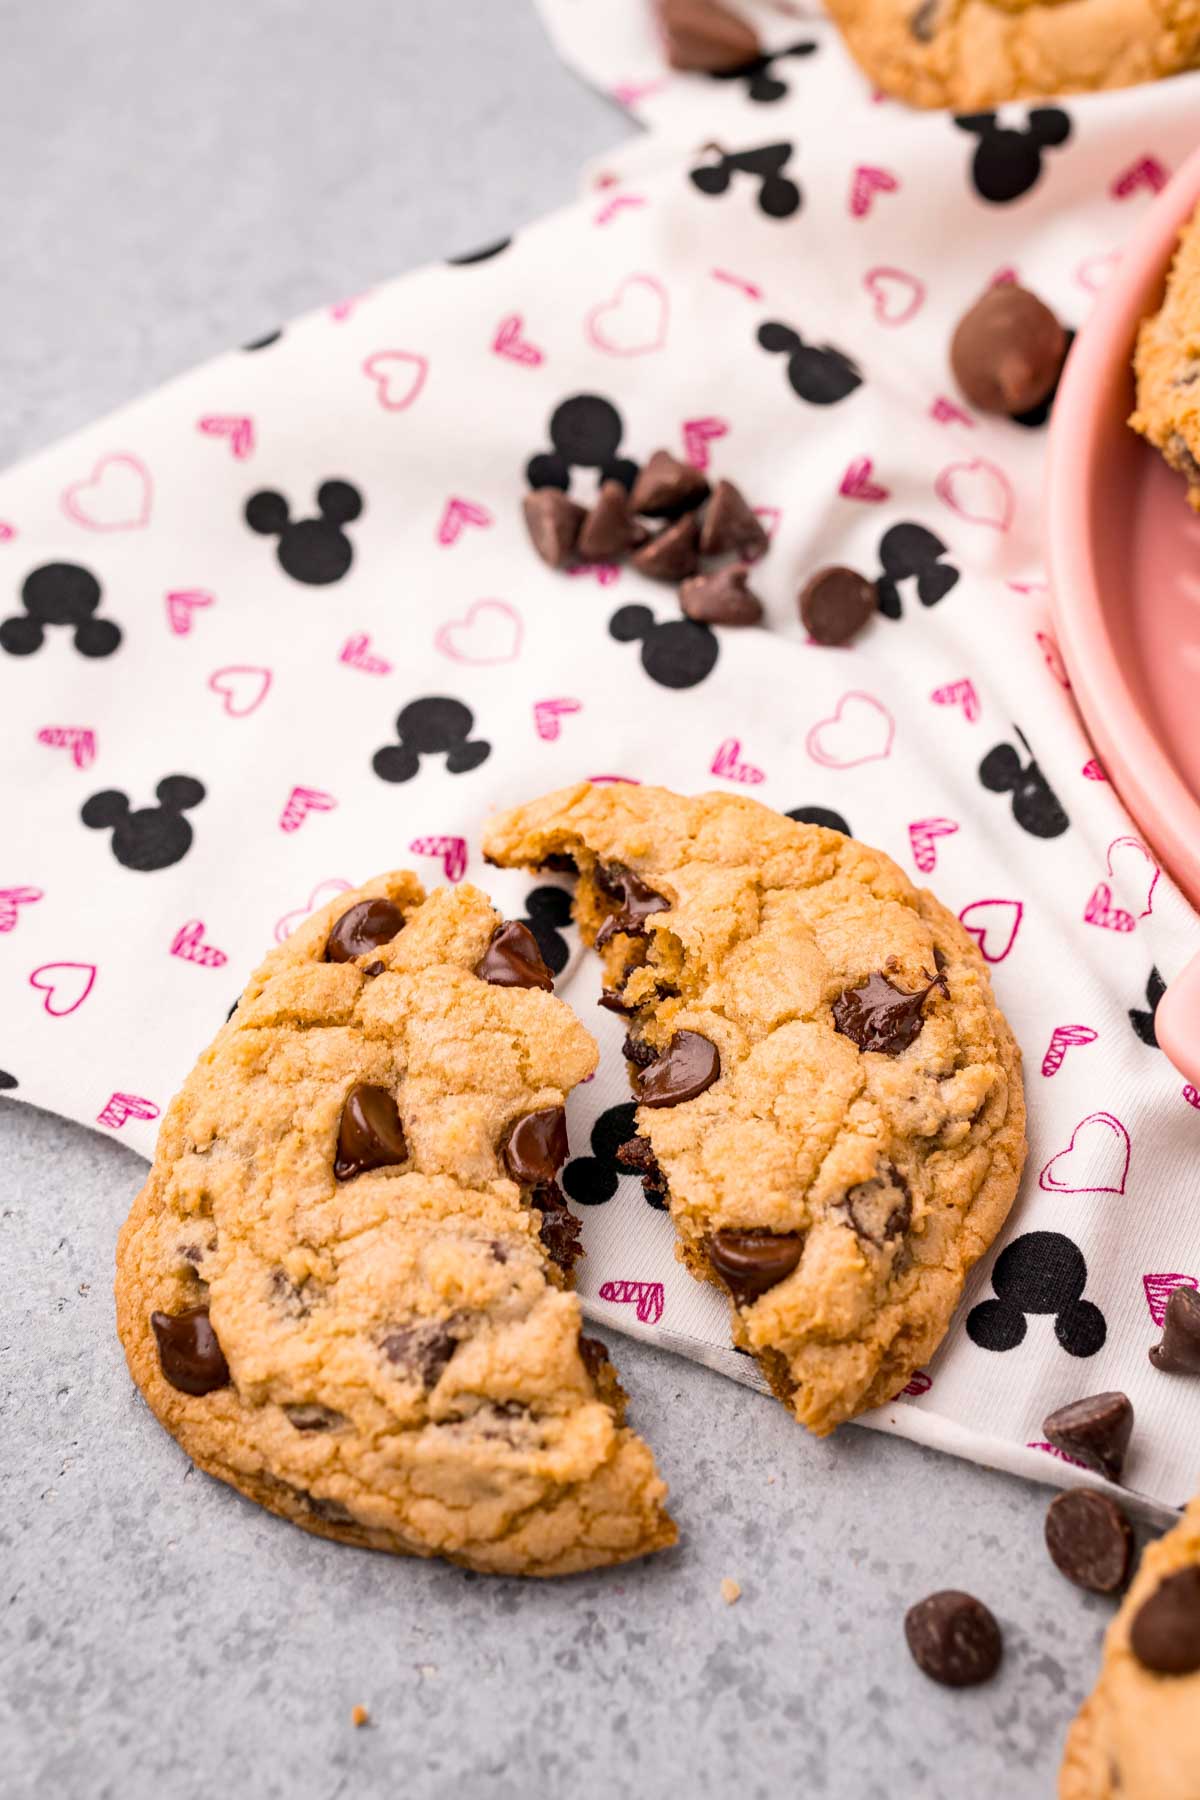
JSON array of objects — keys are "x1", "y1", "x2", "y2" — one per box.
[{"x1": 2, "y1": 0, "x2": 1198, "y2": 1513}]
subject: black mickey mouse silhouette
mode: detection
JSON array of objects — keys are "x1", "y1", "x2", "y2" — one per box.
[
  {"x1": 710, "y1": 40, "x2": 817, "y2": 103},
  {"x1": 756, "y1": 322, "x2": 862, "y2": 406},
  {"x1": 562, "y1": 1103, "x2": 640, "y2": 1207},
  {"x1": 1, "y1": 563, "x2": 122, "y2": 659},
  {"x1": 447, "y1": 237, "x2": 512, "y2": 266},
  {"x1": 874, "y1": 523, "x2": 960, "y2": 620},
  {"x1": 609, "y1": 605, "x2": 719, "y2": 690},
  {"x1": 81, "y1": 775, "x2": 206, "y2": 872},
  {"x1": 955, "y1": 108, "x2": 1072, "y2": 205},
  {"x1": 1129, "y1": 967, "x2": 1166, "y2": 1047},
  {"x1": 526, "y1": 395, "x2": 638, "y2": 493},
  {"x1": 372, "y1": 698, "x2": 490, "y2": 783},
  {"x1": 244, "y1": 481, "x2": 363, "y2": 585},
  {"x1": 690, "y1": 143, "x2": 801, "y2": 219},
  {"x1": 0, "y1": 1069, "x2": 17, "y2": 1092},
  {"x1": 966, "y1": 1231, "x2": 1106, "y2": 1358},
  {"x1": 979, "y1": 727, "x2": 1069, "y2": 838},
  {"x1": 786, "y1": 805, "x2": 851, "y2": 836},
  {"x1": 518, "y1": 886, "x2": 573, "y2": 977}
]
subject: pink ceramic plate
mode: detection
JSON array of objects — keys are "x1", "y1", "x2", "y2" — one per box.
[{"x1": 1047, "y1": 147, "x2": 1200, "y2": 1091}]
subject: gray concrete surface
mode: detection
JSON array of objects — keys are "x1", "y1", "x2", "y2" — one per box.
[{"x1": 0, "y1": 4, "x2": 1127, "y2": 1794}]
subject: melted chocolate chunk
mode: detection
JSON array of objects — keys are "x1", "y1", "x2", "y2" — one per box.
[
  {"x1": 708, "y1": 1229, "x2": 804, "y2": 1304},
  {"x1": 616, "y1": 1135, "x2": 669, "y2": 1208},
  {"x1": 594, "y1": 863, "x2": 670, "y2": 946},
  {"x1": 285, "y1": 1403, "x2": 346, "y2": 1433},
  {"x1": 382, "y1": 1320, "x2": 459, "y2": 1387},
  {"x1": 325, "y1": 897, "x2": 405, "y2": 964},
  {"x1": 539, "y1": 852, "x2": 578, "y2": 873},
  {"x1": 832, "y1": 969, "x2": 943, "y2": 1056},
  {"x1": 334, "y1": 1083, "x2": 407, "y2": 1181},
  {"x1": 150, "y1": 1305, "x2": 230, "y2": 1396},
  {"x1": 474, "y1": 920, "x2": 554, "y2": 991},
  {"x1": 504, "y1": 1107, "x2": 569, "y2": 1185},
  {"x1": 598, "y1": 987, "x2": 632, "y2": 1014},
  {"x1": 621, "y1": 1029, "x2": 659, "y2": 1070},
  {"x1": 637, "y1": 1030, "x2": 721, "y2": 1107},
  {"x1": 1042, "y1": 1391, "x2": 1133, "y2": 1483},
  {"x1": 841, "y1": 1168, "x2": 911, "y2": 1248},
  {"x1": 1044, "y1": 1491, "x2": 1133, "y2": 1595},
  {"x1": 904, "y1": 1591, "x2": 1002, "y2": 1688},
  {"x1": 1149, "y1": 1285, "x2": 1200, "y2": 1374},
  {"x1": 1129, "y1": 1567, "x2": 1200, "y2": 1675},
  {"x1": 578, "y1": 1335, "x2": 610, "y2": 1381},
  {"x1": 535, "y1": 1181, "x2": 584, "y2": 1274}
]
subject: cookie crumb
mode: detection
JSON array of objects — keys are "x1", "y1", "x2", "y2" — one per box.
[
  {"x1": 720, "y1": 1577, "x2": 742, "y2": 1605},
  {"x1": 351, "y1": 1705, "x2": 370, "y2": 1728}
]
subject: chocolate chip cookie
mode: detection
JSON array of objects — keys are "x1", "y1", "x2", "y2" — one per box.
[
  {"x1": 1060, "y1": 1492, "x2": 1200, "y2": 1798},
  {"x1": 825, "y1": 0, "x2": 1200, "y2": 109},
  {"x1": 1132, "y1": 199, "x2": 1200, "y2": 511},
  {"x1": 115, "y1": 873, "x2": 675, "y2": 1575},
  {"x1": 483, "y1": 784, "x2": 1026, "y2": 1436}
]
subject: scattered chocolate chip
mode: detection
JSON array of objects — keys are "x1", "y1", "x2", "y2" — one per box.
[
  {"x1": 841, "y1": 1168, "x2": 911, "y2": 1248},
  {"x1": 904, "y1": 1591, "x2": 1002, "y2": 1688},
  {"x1": 637, "y1": 1030, "x2": 721, "y2": 1107},
  {"x1": 621, "y1": 1030, "x2": 659, "y2": 1070},
  {"x1": 699, "y1": 478, "x2": 768, "y2": 558},
  {"x1": 709, "y1": 1229, "x2": 804, "y2": 1304},
  {"x1": 1044, "y1": 1491, "x2": 1134, "y2": 1595},
  {"x1": 594, "y1": 862, "x2": 670, "y2": 946},
  {"x1": 325, "y1": 897, "x2": 405, "y2": 963},
  {"x1": 629, "y1": 449, "x2": 711, "y2": 519},
  {"x1": 334, "y1": 1083, "x2": 407, "y2": 1181},
  {"x1": 362, "y1": 960, "x2": 386, "y2": 977},
  {"x1": 382, "y1": 1320, "x2": 460, "y2": 1386},
  {"x1": 832, "y1": 969, "x2": 943, "y2": 1056},
  {"x1": 950, "y1": 284, "x2": 1068, "y2": 417},
  {"x1": 1130, "y1": 1567, "x2": 1200, "y2": 1675},
  {"x1": 679, "y1": 564, "x2": 764, "y2": 627},
  {"x1": 150, "y1": 1305, "x2": 230, "y2": 1396},
  {"x1": 474, "y1": 920, "x2": 555, "y2": 991},
  {"x1": 578, "y1": 480, "x2": 645, "y2": 562},
  {"x1": 285, "y1": 1403, "x2": 346, "y2": 1433},
  {"x1": 1149, "y1": 1285, "x2": 1200, "y2": 1374},
  {"x1": 797, "y1": 565, "x2": 877, "y2": 645},
  {"x1": 1043, "y1": 1391, "x2": 1134, "y2": 1483},
  {"x1": 523, "y1": 489, "x2": 586, "y2": 569},
  {"x1": 578, "y1": 1335, "x2": 610, "y2": 1381},
  {"x1": 535, "y1": 1181, "x2": 584, "y2": 1274},
  {"x1": 630, "y1": 513, "x2": 700, "y2": 583},
  {"x1": 656, "y1": 0, "x2": 760, "y2": 70},
  {"x1": 504, "y1": 1107, "x2": 569, "y2": 1185}
]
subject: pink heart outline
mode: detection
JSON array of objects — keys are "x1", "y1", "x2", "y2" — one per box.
[
  {"x1": 1039, "y1": 1111, "x2": 1131, "y2": 1197},
  {"x1": 339, "y1": 632, "x2": 392, "y2": 676},
  {"x1": 29, "y1": 961, "x2": 96, "y2": 1017},
  {"x1": 598, "y1": 1278, "x2": 664, "y2": 1326},
  {"x1": 594, "y1": 193, "x2": 647, "y2": 226},
  {"x1": 362, "y1": 349, "x2": 429, "y2": 413},
  {"x1": 710, "y1": 268, "x2": 763, "y2": 301},
  {"x1": 1105, "y1": 835, "x2": 1158, "y2": 919},
  {"x1": 1035, "y1": 630, "x2": 1070, "y2": 689},
  {"x1": 935, "y1": 458, "x2": 1014, "y2": 532},
  {"x1": 1111, "y1": 155, "x2": 1168, "y2": 200},
  {"x1": 434, "y1": 598, "x2": 523, "y2": 665},
  {"x1": 1083, "y1": 882, "x2": 1135, "y2": 933},
  {"x1": 1142, "y1": 1271, "x2": 1198, "y2": 1326},
  {"x1": 863, "y1": 266, "x2": 924, "y2": 327},
  {"x1": 274, "y1": 878, "x2": 354, "y2": 945},
  {"x1": 208, "y1": 665, "x2": 272, "y2": 719},
  {"x1": 584, "y1": 273, "x2": 669, "y2": 357},
  {"x1": 806, "y1": 692, "x2": 894, "y2": 769},
  {"x1": 409, "y1": 835, "x2": 468, "y2": 884},
  {"x1": 930, "y1": 396, "x2": 975, "y2": 428},
  {"x1": 61, "y1": 454, "x2": 152, "y2": 532},
  {"x1": 958, "y1": 898, "x2": 1023, "y2": 964},
  {"x1": 1081, "y1": 757, "x2": 1107, "y2": 782}
]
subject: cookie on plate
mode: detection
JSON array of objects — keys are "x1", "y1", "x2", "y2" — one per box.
[
  {"x1": 115, "y1": 873, "x2": 675, "y2": 1576},
  {"x1": 1131, "y1": 198, "x2": 1200, "y2": 511},
  {"x1": 824, "y1": 0, "x2": 1200, "y2": 109},
  {"x1": 484, "y1": 783, "x2": 1026, "y2": 1436},
  {"x1": 1060, "y1": 1492, "x2": 1200, "y2": 1798}
]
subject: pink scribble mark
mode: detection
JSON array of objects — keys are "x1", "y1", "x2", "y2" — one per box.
[
  {"x1": 1035, "y1": 630, "x2": 1070, "y2": 688},
  {"x1": 363, "y1": 350, "x2": 428, "y2": 412},
  {"x1": 409, "y1": 836, "x2": 468, "y2": 884},
  {"x1": 896, "y1": 1370, "x2": 932, "y2": 1400},
  {"x1": 274, "y1": 879, "x2": 354, "y2": 945},
  {"x1": 863, "y1": 267, "x2": 924, "y2": 326},
  {"x1": 1111, "y1": 156, "x2": 1168, "y2": 200},
  {"x1": 279, "y1": 786, "x2": 337, "y2": 833},
  {"x1": 839, "y1": 456, "x2": 890, "y2": 503},
  {"x1": 29, "y1": 962, "x2": 96, "y2": 1017},
  {"x1": 598, "y1": 1279, "x2": 664, "y2": 1325},
  {"x1": 329, "y1": 293, "x2": 368, "y2": 322},
  {"x1": 936, "y1": 459, "x2": 1014, "y2": 531},
  {"x1": 96, "y1": 1092, "x2": 160, "y2": 1130},
  {"x1": 533, "y1": 698, "x2": 582, "y2": 742},
  {"x1": 610, "y1": 76, "x2": 665, "y2": 106},
  {"x1": 990, "y1": 266, "x2": 1019, "y2": 288},
  {"x1": 197, "y1": 415, "x2": 254, "y2": 459},
  {"x1": 0, "y1": 522, "x2": 16, "y2": 541},
  {"x1": 0, "y1": 886, "x2": 44, "y2": 933},
  {"x1": 1029, "y1": 1442, "x2": 1088, "y2": 1470},
  {"x1": 36, "y1": 726, "x2": 96, "y2": 770},
  {"x1": 1082, "y1": 757, "x2": 1107, "y2": 781},
  {"x1": 1105, "y1": 835, "x2": 1159, "y2": 919},
  {"x1": 1143, "y1": 1272, "x2": 1198, "y2": 1327},
  {"x1": 930, "y1": 679, "x2": 980, "y2": 722},
  {"x1": 1083, "y1": 884, "x2": 1135, "y2": 933},
  {"x1": 585, "y1": 274, "x2": 669, "y2": 357},
  {"x1": 594, "y1": 193, "x2": 646, "y2": 226},
  {"x1": 434, "y1": 598, "x2": 522, "y2": 664},
  {"x1": 849, "y1": 164, "x2": 899, "y2": 218},
  {"x1": 492, "y1": 315, "x2": 544, "y2": 367},
  {"x1": 566, "y1": 561, "x2": 621, "y2": 586},
  {"x1": 908, "y1": 817, "x2": 958, "y2": 874},
  {"x1": 711, "y1": 737, "x2": 765, "y2": 785},
  {"x1": 930, "y1": 396, "x2": 975, "y2": 428},
  {"x1": 711, "y1": 269, "x2": 763, "y2": 301},
  {"x1": 170, "y1": 920, "x2": 228, "y2": 970},
  {"x1": 61, "y1": 454, "x2": 152, "y2": 532},
  {"x1": 165, "y1": 590, "x2": 214, "y2": 635},
  {"x1": 339, "y1": 632, "x2": 392, "y2": 675},
  {"x1": 958, "y1": 898, "x2": 1022, "y2": 964},
  {"x1": 208, "y1": 665, "x2": 272, "y2": 719},
  {"x1": 806, "y1": 693, "x2": 894, "y2": 769},
  {"x1": 1184, "y1": 1085, "x2": 1200, "y2": 1111},
  {"x1": 1039, "y1": 1111, "x2": 1131, "y2": 1196},
  {"x1": 1041, "y1": 1024, "x2": 1098, "y2": 1077},
  {"x1": 436, "y1": 497, "x2": 493, "y2": 546},
  {"x1": 682, "y1": 417, "x2": 728, "y2": 471}
]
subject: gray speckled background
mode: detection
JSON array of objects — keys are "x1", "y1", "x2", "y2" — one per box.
[{"x1": 0, "y1": 4, "x2": 1129, "y2": 1793}]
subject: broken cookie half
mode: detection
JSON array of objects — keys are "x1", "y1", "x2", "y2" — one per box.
[
  {"x1": 484, "y1": 782, "x2": 1026, "y2": 1436},
  {"x1": 116, "y1": 872, "x2": 675, "y2": 1575}
]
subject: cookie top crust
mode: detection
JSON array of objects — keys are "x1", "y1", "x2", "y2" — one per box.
[{"x1": 1132, "y1": 198, "x2": 1200, "y2": 511}]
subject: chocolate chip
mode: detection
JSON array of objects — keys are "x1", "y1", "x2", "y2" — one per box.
[
  {"x1": 630, "y1": 513, "x2": 700, "y2": 583},
  {"x1": 535, "y1": 1181, "x2": 584, "y2": 1274},
  {"x1": 1130, "y1": 1568, "x2": 1200, "y2": 1675},
  {"x1": 578, "y1": 481, "x2": 645, "y2": 562},
  {"x1": 382, "y1": 1320, "x2": 459, "y2": 1387},
  {"x1": 629, "y1": 449, "x2": 710, "y2": 519},
  {"x1": 578, "y1": 1334, "x2": 610, "y2": 1381},
  {"x1": 904, "y1": 1591, "x2": 1002, "y2": 1687},
  {"x1": 1149, "y1": 1285, "x2": 1200, "y2": 1374},
  {"x1": 334, "y1": 1083, "x2": 407, "y2": 1181},
  {"x1": 597, "y1": 987, "x2": 632, "y2": 1014},
  {"x1": 1044, "y1": 1491, "x2": 1134, "y2": 1595},
  {"x1": 539, "y1": 852, "x2": 578, "y2": 873},
  {"x1": 699, "y1": 478, "x2": 768, "y2": 558},
  {"x1": 325, "y1": 898, "x2": 405, "y2": 963},
  {"x1": 1043, "y1": 1391, "x2": 1134, "y2": 1483},
  {"x1": 362, "y1": 960, "x2": 385, "y2": 977},
  {"x1": 523, "y1": 489, "x2": 586, "y2": 569},
  {"x1": 306, "y1": 1494, "x2": 354, "y2": 1524},
  {"x1": 709, "y1": 1229, "x2": 804, "y2": 1304},
  {"x1": 1167, "y1": 432, "x2": 1200, "y2": 485},
  {"x1": 909, "y1": 0, "x2": 938, "y2": 39},
  {"x1": 950, "y1": 284, "x2": 1068, "y2": 417},
  {"x1": 621, "y1": 1030, "x2": 659, "y2": 1070},
  {"x1": 474, "y1": 920, "x2": 554, "y2": 992},
  {"x1": 679, "y1": 564, "x2": 764, "y2": 627},
  {"x1": 504, "y1": 1107, "x2": 569, "y2": 1185},
  {"x1": 637, "y1": 1030, "x2": 721, "y2": 1107},
  {"x1": 832, "y1": 969, "x2": 943, "y2": 1056},
  {"x1": 285, "y1": 1403, "x2": 346, "y2": 1432},
  {"x1": 797, "y1": 565, "x2": 877, "y2": 645},
  {"x1": 657, "y1": 0, "x2": 761, "y2": 71},
  {"x1": 593, "y1": 862, "x2": 670, "y2": 946},
  {"x1": 617, "y1": 1135, "x2": 670, "y2": 1208},
  {"x1": 841, "y1": 1168, "x2": 911, "y2": 1248},
  {"x1": 150, "y1": 1305, "x2": 230, "y2": 1396}
]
